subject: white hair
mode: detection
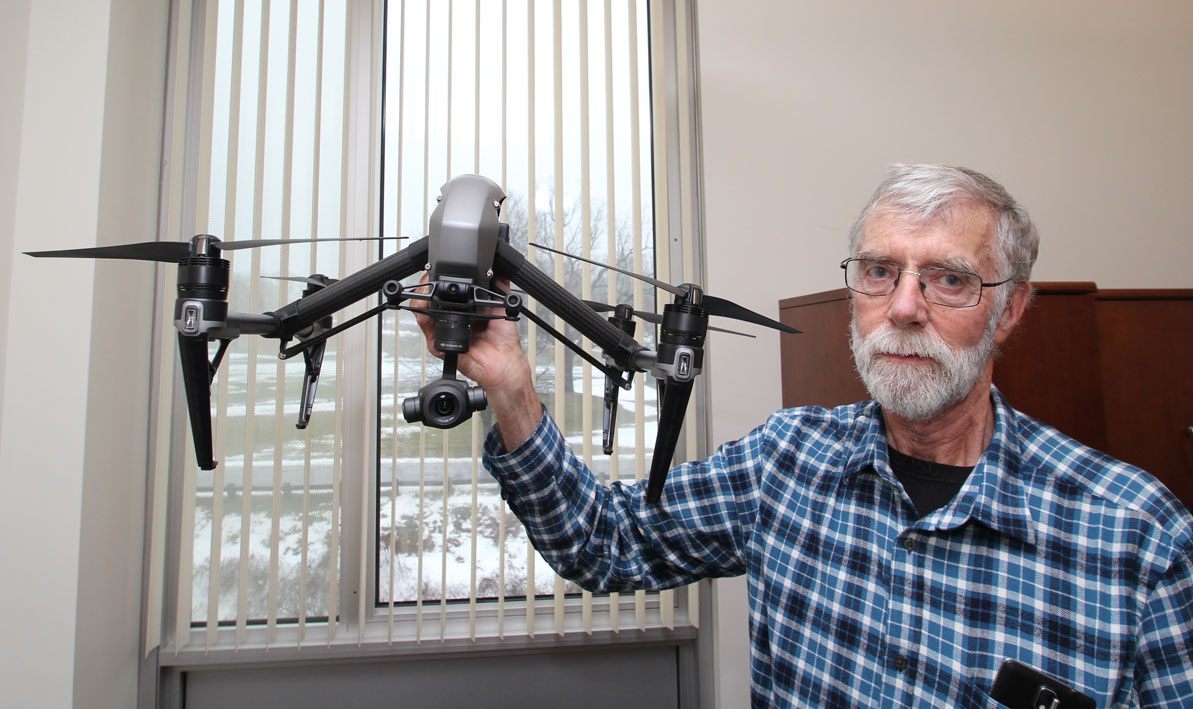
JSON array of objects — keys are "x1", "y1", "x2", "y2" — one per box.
[{"x1": 848, "y1": 165, "x2": 1040, "y2": 297}]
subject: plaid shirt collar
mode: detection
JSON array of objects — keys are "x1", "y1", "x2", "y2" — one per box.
[{"x1": 841, "y1": 385, "x2": 1038, "y2": 547}]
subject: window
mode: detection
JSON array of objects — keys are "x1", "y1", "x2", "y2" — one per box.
[
  {"x1": 149, "y1": 0, "x2": 705, "y2": 657},
  {"x1": 374, "y1": 0, "x2": 658, "y2": 635}
]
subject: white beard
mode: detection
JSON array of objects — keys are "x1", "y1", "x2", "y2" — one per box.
[{"x1": 849, "y1": 318, "x2": 997, "y2": 422}]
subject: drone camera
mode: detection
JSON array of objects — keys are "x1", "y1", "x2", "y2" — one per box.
[
  {"x1": 402, "y1": 378, "x2": 487, "y2": 428},
  {"x1": 432, "y1": 314, "x2": 472, "y2": 353},
  {"x1": 434, "y1": 275, "x2": 474, "y2": 304}
]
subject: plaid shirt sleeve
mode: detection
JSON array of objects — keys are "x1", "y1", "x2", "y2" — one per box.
[{"x1": 482, "y1": 404, "x2": 794, "y2": 592}]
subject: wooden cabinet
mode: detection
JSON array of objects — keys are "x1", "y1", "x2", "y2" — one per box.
[{"x1": 778, "y1": 284, "x2": 1193, "y2": 509}]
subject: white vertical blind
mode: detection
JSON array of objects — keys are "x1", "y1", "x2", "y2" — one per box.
[
  {"x1": 523, "y1": 0, "x2": 538, "y2": 641},
  {"x1": 202, "y1": 0, "x2": 238, "y2": 650},
  {"x1": 375, "y1": 0, "x2": 676, "y2": 637},
  {"x1": 550, "y1": 0, "x2": 566, "y2": 639},
  {"x1": 674, "y1": 0, "x2": 701, "y2": 630}
]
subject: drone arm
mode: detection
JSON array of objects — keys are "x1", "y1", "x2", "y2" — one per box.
[
  {"x1": 268, "y1": 237, "x2": 429, "y2": 341},
  {"x1": 492, "y1": 239, "x2": 648, "y2": 372},
  {"x1": 219, "y1": 311, "x2": 281, "y2": 337},
  {"x1": 516, "y1": 301, "x2": 631, "y2": 384}
]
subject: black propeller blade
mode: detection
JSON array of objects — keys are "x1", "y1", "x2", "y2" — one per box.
[
  {"x1": 529, "y1": 241, "x2": 800, "y2": 334},
  {"x1": 263, "y1": 274, "x2": 339, "y2": 287},
  {"x1": 25, "y1": 241, "x2": 191, "y2": 262},
  {"x1": 701, "y1": 295, "x2": 800, "y2": 334},
  {"x1": 530, "y1": 241, "x2": 683, "y2": 296},
  {"x1": 582, "y1": 299, "x2": 755, "y2": 338},
  {"x1": 221, "y1": 236, "x2": 404, "y2": 250},
  {"x1": 25, "y1": 235, "x2": 407, "y2": 263}
]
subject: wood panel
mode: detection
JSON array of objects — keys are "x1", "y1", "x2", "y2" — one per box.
[
  {"x1": 992, "y1": 283, "x2": 1107, "y2": 452},
  {"x1": 779, "y1": 289, "x2": 866, "y2": 409},
  {"x1": 1095, "y1": 290, "x2": 1193, "y2": 507}
]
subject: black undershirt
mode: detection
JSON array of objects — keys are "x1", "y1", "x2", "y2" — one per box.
[{"x1": 887, "y1": 446, "x2": 973, "y2": 518}]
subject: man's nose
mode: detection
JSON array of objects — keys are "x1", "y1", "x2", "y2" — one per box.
[{"x1": 886, "y1": 273, "x2": 928, "y2": 327}]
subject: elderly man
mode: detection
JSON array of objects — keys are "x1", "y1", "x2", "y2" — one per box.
[{"x1": 418, "y1": 164, "x2": 1193, "y2": 707}]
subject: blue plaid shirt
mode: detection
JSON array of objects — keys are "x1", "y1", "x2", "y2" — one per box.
[{"x1": 484, "y1": 387, "x2": 1193, "y2": 708}]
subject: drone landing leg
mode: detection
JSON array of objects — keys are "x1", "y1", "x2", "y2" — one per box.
[
  {"x1": 296, "y1": 341, "x2": 326, "y2": 429},
  {"x1": 177, "y1": 333, "x2": 218, "y2": 471},
  {"x1": 645, "y1": 378, "x2": 694, "y2": 504},
  {"x1": 602, "y1": 305, "x2": 637, "y2": 455}
]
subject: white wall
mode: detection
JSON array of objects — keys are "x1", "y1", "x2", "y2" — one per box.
[
  {"x1": 0, "y1": 0, "x2": 31, "y2": 444},
  {"x1": 694, "y1": 1, "x2": 1193, "y2": 706},
  {"x1": 0, "y1": 0, "x2": 166, "y2": 706}
]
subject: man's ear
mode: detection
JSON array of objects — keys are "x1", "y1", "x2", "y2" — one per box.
[{"x1": 993, "y1": 281, "x2": 1031, "y2": 345}]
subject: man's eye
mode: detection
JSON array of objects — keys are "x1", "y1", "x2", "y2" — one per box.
[
  {"x1": 864, "y1": 264, "x2": 892, "y2": 279},
  {"x1": 934, "y1": 271, "x2": 967, "y2": 289}
]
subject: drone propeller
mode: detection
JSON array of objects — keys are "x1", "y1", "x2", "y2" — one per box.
[
  {"x1": 25, "y1": 235, "x2": 406, "y2": 263},
  {"x1": 529, "y1": 242, "x2": 799, "y2": 335},
  {"x1": 581, "y1": 299, "x2": 755, "y2": 338},
  {"x1": 529, "y1": 240, "x2": 800, "y2": 503},
  {"x1": 263, "y1": 274, "x2": 339, "y2": 287}
]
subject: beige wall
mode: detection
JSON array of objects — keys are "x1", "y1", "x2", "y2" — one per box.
[
  {"x1": 0, "y1": 0, "x2": 165, "y2": 706},
  {"x1": 695, "y1": 1, "x2": 1193, "y2": 706},
  {"x1": 0, "y1": 0, "x2": 31, "y2": 449}
]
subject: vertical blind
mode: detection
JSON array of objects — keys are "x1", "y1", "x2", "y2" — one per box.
[{"x1": 148, "y1": 0, "x2": 705, "y2": 657}]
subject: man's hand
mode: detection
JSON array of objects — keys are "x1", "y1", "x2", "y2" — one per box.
[{"x1": 413, "y1": 275, "x2": 542, "y2": 450}]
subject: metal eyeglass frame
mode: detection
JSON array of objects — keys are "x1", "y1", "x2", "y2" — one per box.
[{"x1": 839, "y1": 257, "x2": 1011, "y2": 308}]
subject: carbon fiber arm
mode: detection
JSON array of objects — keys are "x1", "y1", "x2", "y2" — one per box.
[
  {"x1": 492, "y1": 239, "x2": 649, "y2": 372},
  {"x1": 267, "y1": 237, "x2": 429, "y2": 341}
]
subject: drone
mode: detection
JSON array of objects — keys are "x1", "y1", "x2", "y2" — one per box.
[{"x1": 27, "y1": 174, "x2": 798, "y2": 504}]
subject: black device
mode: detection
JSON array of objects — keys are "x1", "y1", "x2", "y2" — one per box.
[
  {"x1": 991, "y1": 659, "x2": 1096, "y2": 709},
  {"x1": 26, "y1": 174, "x2": 799, "y2": 503}
]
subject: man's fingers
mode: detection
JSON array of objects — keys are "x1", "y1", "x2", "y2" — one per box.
[{"x1": 411, "y1": 272, "x2": 447, "y2": 359}]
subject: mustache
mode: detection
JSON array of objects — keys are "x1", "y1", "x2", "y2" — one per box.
[{"x1": 854, "y1": 324, "x2": 953, "y2": 364}]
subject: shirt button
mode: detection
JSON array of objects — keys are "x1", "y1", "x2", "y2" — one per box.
[
  {"x1": 893, "y1": 654, "x2": 909, "y2": 671},
  {"x1": 507, "y1": 471, "x2": 519, "y2": 480},
  {"x1": 902, "y1": 537, "x2": 916, "y2": 552}
]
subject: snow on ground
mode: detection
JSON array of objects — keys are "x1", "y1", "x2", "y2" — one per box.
[
  {"x1": 191, "y1": 483, "x2": 574, "y2": 622},
  {"x1": 190, "y1": 367, "x2": 663, "y2": 622}
]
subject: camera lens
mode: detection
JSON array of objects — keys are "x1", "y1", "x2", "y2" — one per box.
[
  {"x1": 403, "y1": 380, "x2": 486, "y2": 429},
  {"x1": 432, "y1": 392, "x2": 457, "y2": 418}
]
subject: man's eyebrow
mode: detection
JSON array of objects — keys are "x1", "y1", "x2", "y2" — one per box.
[
  {"x1": 855, "y1": 250, "x2": 979, "y2": 273},
  {"x1": 928, "y1": 256, "x2": 978, "y2": 273}
]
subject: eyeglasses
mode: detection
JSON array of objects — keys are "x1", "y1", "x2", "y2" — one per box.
[{"x1": 840, "y1": 257, "x2": 1010, "y2": 308}]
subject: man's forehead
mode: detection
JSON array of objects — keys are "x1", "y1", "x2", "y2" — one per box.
[{"x1": 859, "y1": 203, "x2": 997, "y2": 260}]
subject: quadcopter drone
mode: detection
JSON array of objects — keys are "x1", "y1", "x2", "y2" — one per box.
[{"x1": 28, "y1": 174, "x2": 798, "y2": 504}]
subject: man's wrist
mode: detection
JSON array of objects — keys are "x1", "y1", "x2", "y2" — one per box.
[{"x1": 488, "y1": 382, "x2": 543, "y2": 451}]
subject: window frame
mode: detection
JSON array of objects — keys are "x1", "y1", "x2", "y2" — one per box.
[{"x1": 148, "y1": 0, "x2": 711, "y2": 663}]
